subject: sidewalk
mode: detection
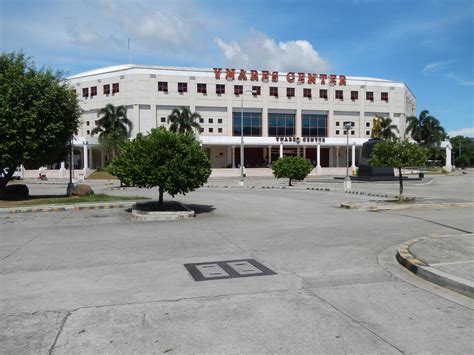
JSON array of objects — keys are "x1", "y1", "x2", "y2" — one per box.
[{"x1": 397, "y1": 234, "x2": 474, "y2": 298}]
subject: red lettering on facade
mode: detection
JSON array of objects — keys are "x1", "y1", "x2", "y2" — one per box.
[
  {"x1": 307, "y1": 73, "x2": 317, "y2": 84},
  {"x1": 320, "y1": 74, "x2": 327, "y2": 85},
  {"x1": 329, "y1": 74, "x2": 337, "y2": 85},
  {"x1": 238, "y1": 69, "x2": 247, "y2": 80},
  {"x1": 298, "y1": 73, "x2": 305, "y2": 83},
  {"x1": 225, "y1": 68, "x2": 235, "y2": 80},
  {"x1": 213, "y1": 68, "x2": 222, "y2": 79},
  {"x1": 250, "y1": 70, "x2": 259, "y2": 81},
  {"x1": 271, "y1": 71, "x2": 279, "y2": 82},
  {"x1": 339, "y1": 75, "x2": 346, "y2": 86},
  {"x1": 261, "y1": 71, "x2": 269, "y2": 81},
  {"x1": 286, "y1": 72, "x2": 295, "y2": 83}
]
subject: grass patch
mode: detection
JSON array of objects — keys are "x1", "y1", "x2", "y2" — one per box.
[
  {"x1": 0, "y1": 194, "x2": 150, "y2": 208},
  {"x1": 87, "y1": 171, "x2": 118, "y2": 180}
]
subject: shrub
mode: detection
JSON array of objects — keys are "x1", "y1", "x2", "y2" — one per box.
[{"x1": 271, "y1": 156, "x2": 313, "y2": 186}]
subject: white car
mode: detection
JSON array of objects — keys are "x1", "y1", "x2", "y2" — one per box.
[{"x1": 1, "y1": 166, "x2": 24, "y2": 180}]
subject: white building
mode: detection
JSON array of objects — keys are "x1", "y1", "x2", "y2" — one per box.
[{"x1": 68, "y1": 64, "x2": 426, "y2": 172}]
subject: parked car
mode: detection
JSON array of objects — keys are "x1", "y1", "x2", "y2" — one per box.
[{"x1": 0, "y1": 166, "x2": 24, "y2": 180}]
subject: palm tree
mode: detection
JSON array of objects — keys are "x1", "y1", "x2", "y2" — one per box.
[
  {"x1": 91, "y1": 104, "x2": 133, "y2": 157},
  {"x1": 405, "y1": 110, "x2": 446, "y2": 147},
  {"x1": 372, "y1": 114, "x2": 398, "y2": 139},
  {"x1": 167, "y1": 107, "x2": 202, "y2": 134}
]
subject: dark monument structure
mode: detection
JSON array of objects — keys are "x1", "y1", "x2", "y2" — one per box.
[{"x1": 357, "y1": 138, "x2": 395, "y2": 179}]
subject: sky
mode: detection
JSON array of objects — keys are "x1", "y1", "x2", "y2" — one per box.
[{"x1": 1, "y1": 0, "x2": 473, "y2": 136}]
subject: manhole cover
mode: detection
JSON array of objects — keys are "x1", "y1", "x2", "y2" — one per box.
[{"x1": 184, "y1": 259, "x2": 276, "y2": 281}]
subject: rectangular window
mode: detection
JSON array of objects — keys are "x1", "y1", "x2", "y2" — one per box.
[
  {"x1": 178, "y1": 82, "x2": 188, "y2": 93},
  {"x1": 286, "y1": 88, "x2": 295, "y2": 97},
  {"x1": 252, "y1": 86, "x2": 261, "y2": 95},
  {"x1": 197, "y1": 83, "x2": 207, "y2": 94},
  {"x1": 216, "y1": 84, "x2": 225, "y2": 94},
  {"x1": 381, "y1": 92, "x2": 389, "y2": 101},
  {"x1": 351, "y1": 130, "x2": 355, "y2": 135},
  {"x1": 82, "y1": 88, "x2": 89, "y2": 97},
  {"x1": 351, "y1": 91, "x2": 358, "y2": 100},
  {"x1": 366, "y1": 91, "x2": 374, "y2": 101},
  {"x1": 319, "y1": 89, "x2": 328, "y2": 99},
  {"x1": 234, "y1": 85, "x2": 243, "y2": 95},
  {"x1": 302, "y1": 114, "x2": 327, "y2": 137},
  {"x1": 208, "y1": 118, "x2": 213, "y2": 123},
  {"x1": 218, "y1": 118, "x2": 223, "y2": 124},
  {"x1": 218, "y1": 128, "x2": 223, "y2": 133},
  {"x1": 303, "y1": 88, "x2": 312, "y2": 98},
  {"x1": 336, "y1": 121, "x2": 340, "y2": 126},
  {"x1": 90, "y1": 86, "x2": 97, "y2": 97},
  {"x1": 335, "y1": 90, "x2": 343, "y2": 100},
  {"x1": 112, "y1": 83, "x2": 119, "y2": 94},
  {"x1": 86, "y1": 121, "x2": 90, "y2": 126},
  {"x1": 336, "y1": 130, "x2": 340, "y2": 135},
  {"x1": 366, "y1": 131, "x2": 370, "y2": 135},
  {"x1": 268, "y1": 112, "x2": 295, "y2": 136},
  {"x1": 199, "y1": 118, "x2": 204, "y2": 123},
  {"x1": 366, "y1": 122, "x2": 370, "y2": 127},
  {"x1": 103, "y1": 84, "x2": 110, "y2": 95},
  {"x1": 86, "y1": 130, "x2": 90, "y2": 135},
  {"x1": 161, "y1": 117, "x2": 166, "y2": 123},
  {"x1": 233, "y1": 112, "x2": 262, "y2": 136},
  {"x1": 199, "y1": 128, "x2": 204, "y2": 133},
  {"x1": 158, "y1": 81, "x2": 168, "y2": 92},
  {"x1": 270, "y1": 87, "x2": 278, "y2": 97},
  {"x1": 209, "y1": 128, "x2": 213, "y2": 133}
]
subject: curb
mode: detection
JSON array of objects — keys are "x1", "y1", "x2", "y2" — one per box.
[
  {"x1": 0, "y1": 201, "x2": 137, "y2": 214},
  {"x1": 341, "y1": 201, "x2": 474, "y2": 211},
  {"x1": 203, "y1": 184, "x2": 331, "y2": 192},
  {"x1": 132, "y1": 200, "x2": 195, "y2": 221},
  {"x1": 396, "y1": 237, "x2": 474, "y2": 298}
]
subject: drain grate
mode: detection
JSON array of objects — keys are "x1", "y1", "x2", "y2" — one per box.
[{"x1": 184, "y1": 259, "x2": 276, "y2": 281}]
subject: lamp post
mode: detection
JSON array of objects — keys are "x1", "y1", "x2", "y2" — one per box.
[
  {"x1": 239, "y1": 89, "x2": 256, "y2": 186},
  {"x1": 343, "y1": 121, "x2": 353, "y2": 191},
  {"x1": 296, "y1": 137, "x2": 301, "y2": 156},
  {"x1": 66, "y1": 137, "x2": 75, "y2": 196}
]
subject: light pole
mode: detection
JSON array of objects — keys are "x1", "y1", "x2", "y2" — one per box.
[
  {"x1": 66, "y1": 137, "x2": 75, "y2": 196},
  {"x1": 343, "y1": 121, "x2": 353, "y2": 191},
  {"x1": 239, "y1": 89, "x2": 256, "y2": 186},
  {"x1": 296, "y1": 137, "x2": 301, "y2": 156}
]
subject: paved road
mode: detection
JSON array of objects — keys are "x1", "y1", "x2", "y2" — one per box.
[{"x1": 1, "y1": 174, "x2": 473, "y2": 354}]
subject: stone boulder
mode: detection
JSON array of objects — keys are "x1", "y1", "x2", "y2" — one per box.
[
  {"x1": 4, "y1": 184, "x2": 29, "y2": 199},
  {"x1": 72, "y1": 184, "x2": 94, "y2": 196}
]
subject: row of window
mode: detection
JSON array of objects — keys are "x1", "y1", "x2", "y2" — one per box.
[
  {"x1": 335, "y1": 121, "x2": 372, "y2": 127},
  {"x1": 158, "y1": 81, "x2": 388, "y2": 101},
  {"x1": 335, "y1": 130, "x2": 371, "y2": 136},
  {"x1": 81, "y1": 83, "x2": 120, "y2": 98}
]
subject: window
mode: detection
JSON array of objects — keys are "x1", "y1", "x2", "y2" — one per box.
[
  {"x1": 366, "y1": 122, "x2": 370, "y2": 127},
  {"x1": 161, "y1": 117, "x2": 166, "y2": 123},
  {"x1": 208, "y1": 118, "x2": 213, "y2": 123},
  {"x1": 287, "y1": 88, "x2": 295, "y2": 97},
  {"x1": 112, "y1": 83, "x2": 119, "y2": 94},
  {"x1": 199, "y1": 118, "x2": 204, "y2": 123},
  {"x1": 336, "y1": 122, "x2": 340, "y2": 126},
  {"x1": 303, "y1": 88, "x2": 312, "y2": 98},
  {"x1": 234, "y1": 85, "x2": 243, "y2": 95},
  {"x1": 366, "y1": 131, "x2": 370, "y2": 135},
  {"x1": 319, "y1": 89, "x2": 328, "y2": 99},
  {"x1": 86, "y1": 121, "x2": 90, "y2": 126},
  {"x1": 209, "y1": 128, "x2": 213, "y2": 133},
  {"x1": 381, "y1": 92, "x2": 389, "y2": 101},
  {"x1": 82, "y1": 88, "x2": 89, "y2": 97},
  {"x1": 268, "y1": 112, "x2": 295, "y2": 136},
  {"x1": 351, "y1": 131, "x2": 355, "y2": 135},
  {"x1": 270, "y1": 87, "x2": 278, "y2": 97},
  {"x1": 86, "y1": 130, "x2": 90, "y2": 135},
  {"x1": 199, "y1": 128, "x2": 204, "y2": 133},
  {"x1": 366, "y1": 91, "x2": 374, "y2": 101},
  {"x1": 335, "y1": 90, "x2": 343, "y2": 100},
  {"x1": 233, "y1": 112, "x2": 262, "y2": 136},
  {"x1": 197, "y1": 83, "x2": 207, "y2": 94},
  {"x1": 351, "y1": 91, "x2": 358, "y2": 100},
  {"x1": 252, "y1": 86, "x2": 261, "y2": 95},
  {"x1": 302, "y1": 114, "x2": 327, "y2": 137},
  {"x1": 178, "y1": 82, "x2": 188, "y2": 93},
  {"x1": 158, "y1": 81, "x2": 168, "y2": 92},
  {"x1": 218, "y1": 118, "x2": 223, "y2": 124},
  {"x1": 218, "y1": 128, "x2": 223, "y2": 133},
  {"x1": 90, "y1": 86, "x2": 97, "y2": 97},
  {"x1": 336, "y1": 130, "x2": 340, "y2": 135},
  {"x1": 216, "y1": 84, "x2": 225, "y2": 94},
  {"x1": 103, "y1": 84, "x2": 110, "y2": 95}
]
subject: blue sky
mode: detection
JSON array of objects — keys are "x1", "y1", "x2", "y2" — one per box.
[{"x1": 1, "y1": 0, "x2": 473, "y2": 136}]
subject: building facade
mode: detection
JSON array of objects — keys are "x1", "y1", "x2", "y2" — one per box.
[{"x1": 68, "y1": 64, "x2": 417, "y2": 171}]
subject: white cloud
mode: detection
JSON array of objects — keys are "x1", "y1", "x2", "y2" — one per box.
[
  {"x1": 422, "y1": 60, "x2": 453, "y2": 74},
  {"x1": 448, "y1": 128, "x2": 474, "y2": 138},
  {"x1": 446, "y1": 73, "x2": 474, "y2": 86},
  {"x1": 214, "y1": 31, "x2": 330, "y2": 72}
]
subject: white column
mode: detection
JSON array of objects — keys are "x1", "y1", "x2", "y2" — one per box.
[
  {"x1": 444, "y1": 144, "x2": 452, "y2": 172},
  {"x1": 351, "y1": 143, "x2": 356, "y2": 169},
  {"x1": 268, "y1": 146, "x2": 272, "y2": 164},
  {"x1": 303, "y1": 146, "x2": 307, "y2": 158},
  {"x1": 279, "y1": 142, "x2": 283, "y2": 158},
  {"x1": 316, "y1": 143, "x2": 322, "y2": 173},
  {"x1": 83, "y1": 143, "x2": 89, "y2": 169},
  {"x1": 232, "y1": 146, "x2": 236, "y2": 168}
]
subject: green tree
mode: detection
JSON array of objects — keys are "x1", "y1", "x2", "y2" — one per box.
[
  {"x1": 271, "y1": 156, "x2": 313, "y2": 186},
  {"x1": 378, "y1": 115, "x2": 399, "y2": 139},
  {"x1": 450, "y1": 135, "x2": 474, "y2": 167},
  {"x1": 91, "y1": 104, "x2": 133, "y2": 157},
  {"x1": 108, "y1": 127, "x2": 211, "y2": 207},
  {"x1": 167, "y1": 107, "x2": 202, "y2": 134},
  {"x1": 405, "y1": 110, "x2": 446, "y2": 147},
  {"x1": 0, "y1": 51, "x2": 80, "y2": 193},
  {"x1": 369, "y1": 138, "x2": 428, "y2": 202}
]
